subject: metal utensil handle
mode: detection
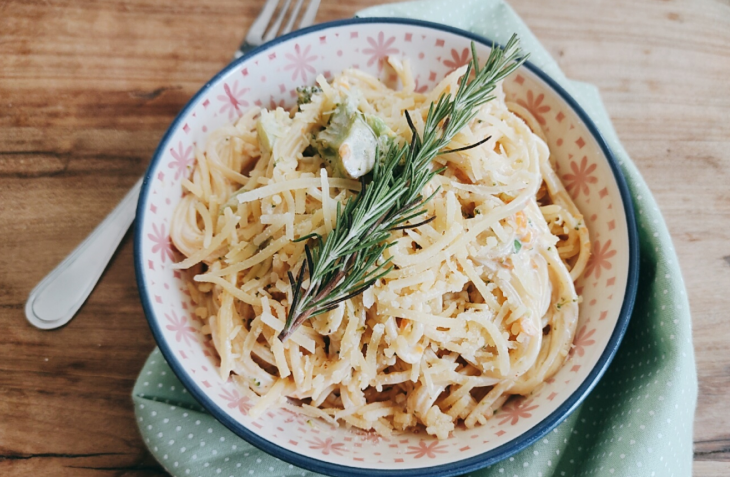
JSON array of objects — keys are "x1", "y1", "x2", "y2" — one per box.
[
  {"x1": 25, "y1": 178, "x2": 144, "y2": 329},
  {"x1": 26, "y1": 0, "x2": 320, "y2": 330}
]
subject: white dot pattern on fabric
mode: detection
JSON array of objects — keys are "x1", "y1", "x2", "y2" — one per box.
[{"x1": 131, "y1": 1, "x2": 696, "y2": 477}]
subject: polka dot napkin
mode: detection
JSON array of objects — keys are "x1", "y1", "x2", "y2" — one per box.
[{"x1": 133, "y1": 1, "x2": 698, "y2": 475}]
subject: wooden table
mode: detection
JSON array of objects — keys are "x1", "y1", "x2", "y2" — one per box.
[{"x1": 1, "y1": 0, "x2": 728, "y2": 475}]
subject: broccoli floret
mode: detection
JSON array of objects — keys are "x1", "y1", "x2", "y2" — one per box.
[
  {"x1": 311, "y1": 89, "x2": 399, "y2": 179},
  {"x1": 296, "y1": 85, "x2": 323, "y2": 106},
  {"x1": 312, "y1": 93, "x2": 378, "y2": 179}
]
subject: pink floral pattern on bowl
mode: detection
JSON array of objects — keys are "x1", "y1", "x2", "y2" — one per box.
[{"x1": 136, "y1": 20, "x2": 633, "y2": 473}]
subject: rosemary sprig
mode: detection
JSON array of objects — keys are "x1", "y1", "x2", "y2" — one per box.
[{"x1": 278, "y1": 35, "x2": 527, "y2": 342}]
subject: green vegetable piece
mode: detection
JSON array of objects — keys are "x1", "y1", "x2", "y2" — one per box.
[
  {"x1": 256, "y1": 108, "x2": 290, "y2": 155},
  {"x1": 364, "y1": 114, "x2": 394, "y2": 138},
  {"x1": 312, "y1": 95, "x2": 379, "y2": 179},
  {"x1": 337, "y1": 117, "x2": 378, "y2": 178},
  {"x1": 365, "y1": 113, "x2": 399, "y2": 157},
  {"x1": 296, "y1": 85, "x2": 323, "y2": 106},
  {"x1": 514, "y1": 239, "x2": 522, "y2": 253}
]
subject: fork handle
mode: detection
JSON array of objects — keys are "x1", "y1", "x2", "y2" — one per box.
[{"x1": 25, "y1": 178, "x2": 143, "y2": 329}]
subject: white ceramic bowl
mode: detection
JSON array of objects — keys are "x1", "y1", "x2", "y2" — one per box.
[{"x1": 135, "y1": 18, "x2": 639, "y2": 477}]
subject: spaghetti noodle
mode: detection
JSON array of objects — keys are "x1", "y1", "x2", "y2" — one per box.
[{"x1": 170, "y1": 57, "x2": 590, "y2": 439}]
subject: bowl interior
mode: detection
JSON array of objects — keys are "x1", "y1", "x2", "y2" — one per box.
[{"x1": 135, "y1": 18, "x2": 635, "y2": 476}]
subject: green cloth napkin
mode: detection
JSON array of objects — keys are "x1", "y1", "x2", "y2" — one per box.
[{"x1": 133, "y1": 1, "x2": 698, "y2": 475}]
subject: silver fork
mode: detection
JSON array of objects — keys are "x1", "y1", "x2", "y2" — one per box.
[
  {"x1": 25, "y1": 0, "x2": 320, "y2": 330},
  {"x1": 235, "y1": 0, "x2": 321, "y2": 58}
]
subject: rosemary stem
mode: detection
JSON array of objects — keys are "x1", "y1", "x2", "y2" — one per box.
[{"x1": 277, "y1": 35, "x2": 527, "y2": 342}]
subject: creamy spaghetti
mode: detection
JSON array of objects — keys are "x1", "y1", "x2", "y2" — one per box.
[{"x1": 170, "y1": 57, "x2": 590, "y2": 439}]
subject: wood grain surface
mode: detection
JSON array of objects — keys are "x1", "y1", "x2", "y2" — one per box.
[{"x1": 1, "y1": 0, "x2": 728, "y2": 475}]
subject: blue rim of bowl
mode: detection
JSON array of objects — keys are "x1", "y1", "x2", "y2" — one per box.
[{"x1": 135, "y1": 17, "x2": 640, "y2": 477}]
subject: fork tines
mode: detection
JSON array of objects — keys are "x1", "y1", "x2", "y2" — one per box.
[{"x1": 238, "y1": 0, "x2": 321, "y2": 57}]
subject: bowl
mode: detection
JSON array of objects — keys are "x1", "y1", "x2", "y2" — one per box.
[{"x1": 134, "y1": 17, "x2": 639, "y2": 477}]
